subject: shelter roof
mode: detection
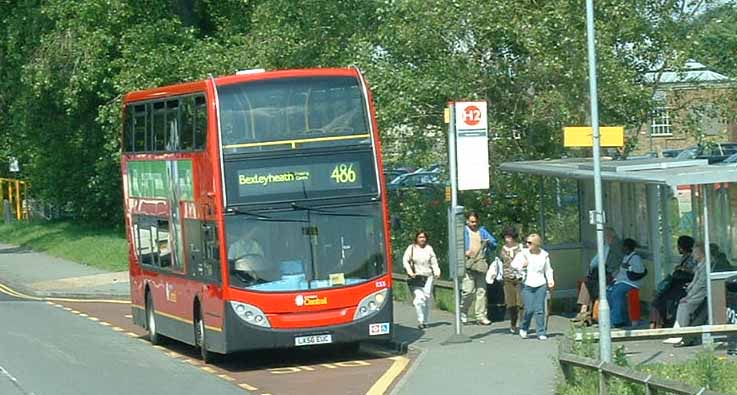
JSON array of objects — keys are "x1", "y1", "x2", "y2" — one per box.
[{"x1": 499, "y1": 158, "x2": 737, "y2": 187}]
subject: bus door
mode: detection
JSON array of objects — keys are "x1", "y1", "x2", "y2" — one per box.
[{"x1": 164, "y1": 160, "x2": 192, "y2": 320}]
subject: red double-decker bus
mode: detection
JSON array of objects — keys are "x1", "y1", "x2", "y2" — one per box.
[{"x1": 121, "y1": 68, "x2": 392, "y2": 361}]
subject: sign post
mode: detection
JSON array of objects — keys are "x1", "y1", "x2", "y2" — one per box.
[
  {"x1": 443, "y1": 101, "x2": 489, "y2": 345},
  {"x1": 585, "y1": 0, "x2": 612, "y2": 363}
]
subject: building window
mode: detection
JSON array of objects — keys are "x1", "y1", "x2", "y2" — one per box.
[{"x1": 650, "y1": 106, "x2": 672, "y2": 136}]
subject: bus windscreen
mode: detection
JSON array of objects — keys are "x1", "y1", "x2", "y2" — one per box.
[
  {"x1": 218, "y1": 76, "x2": 371, "y2": 153},
  {"x1": 225, "y1": 204, "x2": 386, "y2": 292}
]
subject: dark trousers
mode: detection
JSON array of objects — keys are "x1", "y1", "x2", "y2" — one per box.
[{"x1": 486, "y1": 281, "x2": 505, "y2": 322}]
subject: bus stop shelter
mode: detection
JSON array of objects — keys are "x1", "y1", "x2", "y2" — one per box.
[{"x1": 499, "y1": 157, "x2": 737, "y2": 329}]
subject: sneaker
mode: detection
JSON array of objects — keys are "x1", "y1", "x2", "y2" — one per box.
[
  {"x1": 478, "y1": 318, "x2": 492, "y2": 326},
  {"x1": 460, "y1": 313, "x2": 468, "y2": 324},
  {"x1": 509, "y1": 327, "x2": 517, "y2": 334},
  {"x1": 519, "y1": 329, "x2": 528, "y2": 339},
  {"x1": 538, "y1": 335, "x2": 548, "y2": 341}
]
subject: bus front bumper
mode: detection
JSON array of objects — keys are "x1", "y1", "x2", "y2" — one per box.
[{"x1": 223, "y1": 294, "x2": 393, "y2": 352}]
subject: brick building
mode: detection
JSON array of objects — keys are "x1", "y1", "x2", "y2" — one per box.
[{"x1": 636, "y1": 60, "x2": 737, "y2": 155}]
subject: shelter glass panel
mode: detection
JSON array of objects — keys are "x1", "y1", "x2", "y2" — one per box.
[{"x1": 541, "y1": 177, "x2": 580, "y2": 245}]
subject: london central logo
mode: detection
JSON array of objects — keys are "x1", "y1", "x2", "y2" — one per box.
[{"x1": 295, "y1": 294, "x2": 327, "y2": 307}]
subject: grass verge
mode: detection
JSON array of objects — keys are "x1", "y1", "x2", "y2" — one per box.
[
  {"x1": 0, "y1": 221, "x2": 128, "y2": 272},
  {"x1": 557, "y1": 333, "x2": 737, "y2": 394}
]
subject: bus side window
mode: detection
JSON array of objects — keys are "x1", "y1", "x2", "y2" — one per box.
[
  {"x1": 166, "y1": 99, "x2": 179, "y2": 151},
  {"x1": 155, "y1": 219, "x2": 172, "y2": 269},
  {"x1": 123, "y1": 106, "x2": 134, "y2": 152},
  {"x1": 134, "y1": 216, "x2": 156, "y2": 266},
  {"x1": 152, "y1": 101, "x2": 166, "y2": 152},
  {"x1": 180, "y1": 96, "x2": 194, "y2": 151},
  {"x1": 133, "y1": 104, "x2": 147, "y2": 152},
  {"x1": 203, "y1": 222, "x2": 221, "y2": 281},
  {"x1": 194, "y1": 95, "x2": 207, "y2": 150}
]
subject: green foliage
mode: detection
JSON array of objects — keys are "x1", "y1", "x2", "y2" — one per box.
[
  {"x1": 0, "y1": 220, "x2": 129, "y2": 272},
  {"x1": 558, "y1": 338, "x2": 737, "y2": 395},
  {"x1": 1, "y1": 0, "x2": 735, "y2": 229},
  {"x1": 389, "y1": 189, "x2": 449, "y2": 275}
]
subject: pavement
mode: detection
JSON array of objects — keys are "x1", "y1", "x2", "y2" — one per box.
[
  {"x1": 1, "y1": 242, "x2": 733, "y2": 395},
  {"x1": 0, "y1": 243, "x2": 129, "y2": 299}
]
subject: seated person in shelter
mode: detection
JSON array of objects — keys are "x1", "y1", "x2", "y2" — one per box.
[
  {"x1": 573, "y1": 228, "x2": 623, "y2": 324},
  {"x1": 227, "y1": 226, "x2": 278, "y2": 284},
  {"x1": 649, "y1": 235, "x2": 696, "y2": 329},
  {"x1": 606, "y1": 238, "x2": 647, "y2": 328},
  {"x1": 710, "y1": 243, "x2": 735, "y2": 272},
  {"x1": 673, "y1": 242, "x2": 708, "y2": 347}
]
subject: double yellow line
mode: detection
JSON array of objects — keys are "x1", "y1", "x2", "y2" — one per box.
[{"x1": 0, "y1": 282, "x2": 130, "y2": 304}]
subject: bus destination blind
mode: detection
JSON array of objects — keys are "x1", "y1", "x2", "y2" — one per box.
[{"x1": 237, "y1": 161, "x2": 362, "y2": 198}]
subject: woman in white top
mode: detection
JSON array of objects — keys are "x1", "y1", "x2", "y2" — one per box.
[
  {"x1": 511, "y1": 233, "x2": 554, "y2": 340},
  {"x1": 403, "y1": 231, "x2": 441, "y2": 329}
]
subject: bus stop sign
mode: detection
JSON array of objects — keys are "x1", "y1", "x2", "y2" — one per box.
[{"x1": 454, "y1": 102, "x2": 490, "y2": 191}]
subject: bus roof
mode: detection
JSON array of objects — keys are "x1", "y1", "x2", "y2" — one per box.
[{"x1": 123, "y1": 68, "x2": 361, "y2": 104}]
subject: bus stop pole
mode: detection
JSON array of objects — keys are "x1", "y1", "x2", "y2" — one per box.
[
  {"x1": 585, "y1": 0, "x2": 612, "y2": 363},
  {"x1": 703, "y1": 186, "x2": 714, "y2": 343},
  {"x1": 448, "y1": 103, "x2": 463, "y2": 337}
]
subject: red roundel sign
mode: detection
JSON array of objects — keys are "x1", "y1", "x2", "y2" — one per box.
[{"x1": 462, "y1": 105, "x2": 481, "y2": 126}]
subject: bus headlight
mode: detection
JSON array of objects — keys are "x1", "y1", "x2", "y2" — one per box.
[
  {"x1": 230, "y1": 301, "x2": 271, "y2": 328},
  {"x1": 354, "y1": 288, "x2": 388, "y2": 320}
]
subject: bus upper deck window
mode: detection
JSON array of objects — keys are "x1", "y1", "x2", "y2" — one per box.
[
  {"x1": 194, "y1": 95, "x2": 207, "y2": 150},
  {"x1": 133, "y1": 104, "x2": 147, "y2": 152}
]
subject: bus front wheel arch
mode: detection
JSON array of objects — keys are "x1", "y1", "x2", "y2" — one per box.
[
  {"x1": 193, "y1": 299, "x2": 215, "y2": 363},
  {"x1": 145, "y1": 289, "x2": 161, "y2": 346}
]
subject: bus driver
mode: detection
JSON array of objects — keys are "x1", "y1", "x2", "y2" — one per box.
[{"x1": 228, "y1": 225, "x2": 278, "y2": 283}]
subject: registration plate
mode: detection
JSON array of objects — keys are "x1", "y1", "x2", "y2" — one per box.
[{"x1": 294, "y1": 334, "x2": 333, "y2": 346}]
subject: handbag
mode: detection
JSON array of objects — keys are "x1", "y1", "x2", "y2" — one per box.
[
  {"x1": 485, "y1": 257, "x2": 503, "y2": 284},
  {"x1": 627, "y1": 268, "x2": 648, "y2": 281},
  {"x1": 623, "y1": 253, "x2": 648, "y2": 281},
  {"x1": 407, "y1": 245, "x2": 429, "y2": 288}
]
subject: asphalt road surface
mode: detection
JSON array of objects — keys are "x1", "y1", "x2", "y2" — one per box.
[
  {"x1": 0, "y1": 295, "x2": 245, "y2": 395},
  {"x1": 0, "y1": 289, "x2": 412, "y2": 395}
]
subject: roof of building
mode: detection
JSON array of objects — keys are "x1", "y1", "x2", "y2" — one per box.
[
  {"x1": 644, "y1": 60, "x2": 732, "y2": 85},
  {"x1": 499, "y1": 157, "x2": 737, "y2": 188}
]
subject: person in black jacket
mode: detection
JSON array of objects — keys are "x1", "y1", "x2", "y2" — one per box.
[{"x1": 649, "y1": 235, "x2": 696, "y2": 329}]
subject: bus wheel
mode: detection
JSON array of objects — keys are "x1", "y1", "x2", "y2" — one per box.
[
  {"x1": 146, "y1": 292, "x2": 160, "y2": 346},
  {"x1": 194, "y1": 306, "x2": 213, "y2": 363}
]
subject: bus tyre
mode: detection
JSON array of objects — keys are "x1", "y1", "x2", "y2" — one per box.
[
  {"x1": 146, "y1": 292, "x2": 160, "y2": 346},
  {"x1": 195, "y1": 307, "x2": 213, "y2": 364}
]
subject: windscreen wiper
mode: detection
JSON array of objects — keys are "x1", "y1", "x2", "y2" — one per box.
[
  {"x1": 227, "y1": 207, "x2": 273, "y2": 220},
  {"x1": 228, "y1": 207, "x2": 309, "y2": 223},
  {"x1": 289, "y1": 202, "x2": 372, "y2": 218}
]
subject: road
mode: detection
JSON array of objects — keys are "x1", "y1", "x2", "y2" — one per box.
[
  {"x1": 0, "y1": 292, "x2": 246, "y2": 395},
  {"x1": 0, "y1": 290, "x2": 412, "y2": 395}
]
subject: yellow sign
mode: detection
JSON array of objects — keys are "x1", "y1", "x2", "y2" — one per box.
[
  {"x1": 444, "y1": 108, "x2": 450, "y2": 124},
  {"x1": 563, "y1": 126, "x2": 624, "y2": 147}
]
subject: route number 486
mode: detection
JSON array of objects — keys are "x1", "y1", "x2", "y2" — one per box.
[{"x1": 331, "y1": 163, "x2": 357, "y2": 184}]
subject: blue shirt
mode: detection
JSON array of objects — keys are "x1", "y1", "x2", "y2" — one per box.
[{"x1": 463, "y1": 225, "x2": 497, "y2": 259}]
